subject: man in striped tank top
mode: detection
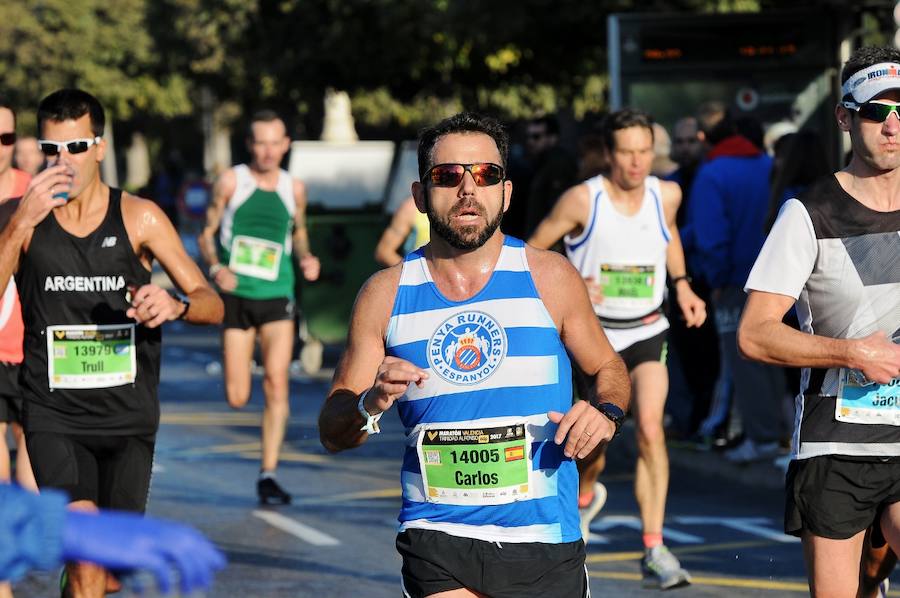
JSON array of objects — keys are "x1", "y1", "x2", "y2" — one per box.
[
  {"x1": 320, "y1": 112, "x2": 631, "y2": 598},
  {"x1": 530, "y1": 109, "x2": 706, "y2": 590}
]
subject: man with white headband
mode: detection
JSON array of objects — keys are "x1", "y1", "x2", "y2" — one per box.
[{"x1": 739, "y1": 46, "x2": 900, "y2": 597}]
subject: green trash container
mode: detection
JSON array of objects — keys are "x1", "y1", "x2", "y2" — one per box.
[{"x1": 299, "y1": 208, "x2": 387, "y2": 345}]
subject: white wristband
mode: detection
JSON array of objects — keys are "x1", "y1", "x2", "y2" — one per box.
[{"x1": 358, "y1": 390, "x2": 383, "y2": 435}]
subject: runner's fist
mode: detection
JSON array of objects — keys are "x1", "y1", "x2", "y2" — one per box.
[{"x1": 365, "y1": 356, "x2": 428, "y2": 414}]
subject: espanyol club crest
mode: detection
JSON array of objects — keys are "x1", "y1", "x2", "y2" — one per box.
[{"x1": 428, "y1": 310, "x2": 507, "y2": 385}]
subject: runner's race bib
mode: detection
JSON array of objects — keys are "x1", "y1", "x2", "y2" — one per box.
[
  {"x1": 836, "y1": 334, "x2": 900, "y2": 425},
  {"x1": 836, "y1": 368, "x2": 900, "y2": 426},
  {"x1": 599, "y1": 263, "x2": 656, "y2": 310},
  {"x1": 47, "y1": 324, "x2": 136, "y2": 389},
  {"x1": 416, "y1": 420, "x2": 531, "y2": 506},
  {"x1": 229, "y1": 235, "x2": 283, "y2": 281}
]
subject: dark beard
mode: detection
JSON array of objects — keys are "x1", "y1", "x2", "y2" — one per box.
[{"x1": 426, "y1": 192, "x2": 504, "y2": 250}]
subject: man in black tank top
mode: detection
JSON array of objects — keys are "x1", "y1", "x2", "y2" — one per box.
[
  {"x1": 0, "y1": 89, "x2": 223, "y2": 598},
  {"x1": 740, "y1": 47, "x2": 900, "y2": 597}
]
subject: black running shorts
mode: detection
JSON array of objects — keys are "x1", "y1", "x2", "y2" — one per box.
[
  {"x1": 221, "y1": 294, "x2": 295, "y2": 330},
  {"x1": 618, "y1": 331, "x2": 668, "y2": 372},
  {"x1": 26, "y1": 432, "x2": 155, "y2": 512},
  {"x1": 397, "y1": 529, "x2": 589, "y2": 598},
  {"x1": 571, "y1": 330, "x2": 667, "y2": 404},
  {"x1": 785, "y1": 455, "x2": 900, "y2": 540},
  {"x1": 0, "y1": 362, "x2": 22, "y2": 424}
]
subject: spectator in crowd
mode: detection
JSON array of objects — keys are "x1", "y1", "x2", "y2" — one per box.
[
  {"x1": 522, "y1": 115, "x2": 578, "y2": 237},
  {"x1": 12, "y1": 137, "x2": 42, "y2": 176},
  {"x1": 651, "y1": 123, "x2": 678, "y2": 177},
  {"x1": 688, "y1": 111, "x2": 786, "y2": 463},
  {"x1": 662, "y1": 115, "x2": 720, "y2": 440}
]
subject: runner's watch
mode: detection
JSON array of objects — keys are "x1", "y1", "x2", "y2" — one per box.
[
  {"x1": 595, "y1": 402, "x2": 626, "y2": 438},
  {"x1": 169, "y1": 291, "x2": 190, "y2": 321},
  {"x1": 358, "y1": 390, "x2": 383, "y2": 435}
]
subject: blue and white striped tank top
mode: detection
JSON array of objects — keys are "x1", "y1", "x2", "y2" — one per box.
[{"x1": 386, "y1": 236, "x2": 579, "y2": 544}]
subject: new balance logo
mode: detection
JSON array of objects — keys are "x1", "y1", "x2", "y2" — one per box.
[{"x1": 101, "y1": 236, "x2": 117, "y2": 248}]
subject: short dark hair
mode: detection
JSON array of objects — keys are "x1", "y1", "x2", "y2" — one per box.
[
  {"x1": 247, "y1": 109, "x2": 285, "y2": 139},
  {"x1": 37, "y1": 89, "x2": 105, "y2": 137},
  {"x1": 0, "y1": 97, "x2": 16, "y2": 127},
  {"x1": 602, "y1": 108, "x2": 654, "y2": 152},
  {"x1": 417, "y1": 112, "x2": 509, "y2": 180},
  {"x1": 528, "y1": 114, "x2": 560, "y2": 136},
  {"x1": 841, "y1": 46, "x2": 900, "y2": 84}
]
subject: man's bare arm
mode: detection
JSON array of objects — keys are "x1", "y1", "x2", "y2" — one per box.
[
  {"x1": 529, "y1": 247, "x2": 631, "y2": 458},
  {"x1": 319, "y1": 267, "x2": 402, "y2": 452},
  {"x1": 660, "y1": 181, "x2": 706, "y2": 327},
  {"x1": 738, "y1": 290, "x2": 900, "y2": 384},
  {"x1": 527, "y1": 183, "x2": 590, "y2": 250},
  {"x1": 374, "y1": 198, "x2": 416, "y2": 267},
  {"x1": 0, "y1": 166, "x2": 72, "y2": 291},
  {"x1": 198, "y1": 170, "x2": 235, "y2": 272},
  {"x1": 292, "y1": 179, "x2": 320, "y2": 282},
  {"x1": 126, "y1": 197, "x2": 223, "y2": 326},
  {"x1": 292, "y1": 179, "x2": 312, "y2": 258}
]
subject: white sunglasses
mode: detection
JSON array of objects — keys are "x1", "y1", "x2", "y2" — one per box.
[{"x1": 38, "y1": 136, "x2": 102, "y2": 156}]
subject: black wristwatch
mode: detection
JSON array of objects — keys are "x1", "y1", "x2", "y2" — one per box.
[
  {"x1": 595, "y1": 402, "x2": 626, "y2": 438},
  {"x1": 169, "y1": 291, "x2": 190, "y2": 321}
]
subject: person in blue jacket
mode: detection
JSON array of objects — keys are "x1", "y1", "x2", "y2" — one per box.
[
  {"x1": 687, "y1": 113, "x2": 786, "y2": 464},
  {"x1": 0, "y1": 484, "x2": 224, "y2": 595}
]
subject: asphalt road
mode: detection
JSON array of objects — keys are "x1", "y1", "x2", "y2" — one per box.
[{"x1": 14, "y1": 322, "x2": 898, "y2": 597}]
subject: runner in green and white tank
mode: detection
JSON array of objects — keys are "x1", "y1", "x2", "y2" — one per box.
[{"x1": 200, "y1": 110, "x2": 320, "y2": 505}]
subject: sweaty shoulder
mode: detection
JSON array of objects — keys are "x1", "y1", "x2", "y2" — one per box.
[
  {"x1": 215, "y1": 168, "x2": 238, "y2": 198},
  {"x1": 121, "y1": 192, "x2": 175, "y2": 238},
  {"x1": 352, "y1": 265, "x2": 403, "y2": 336},
  {"x1": 525, "y1": 245, "x2": 584, "y2": 318},
  {"x1": 563, "y1": 181, "x2": 591, "y2": 206},
  {"x1": 659, "y1": 179, "x2": 682, "y2": 212},
  {"x1": 659, "y1": 179, "x2": 681, "y2": 201},
  {"x1": 292, "y1": 177, "x2": 306, "y2": 200},
  {"x1": 361, "y1": 264, "x2": 402, "y2": 298}
]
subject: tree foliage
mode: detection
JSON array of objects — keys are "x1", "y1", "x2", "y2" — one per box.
[
  {"x1": 0, "y1": 0, "x2": 893, "y2": 137},
  {"x1": 0, "y1": 0, "x2": 192, "y2": 131}
]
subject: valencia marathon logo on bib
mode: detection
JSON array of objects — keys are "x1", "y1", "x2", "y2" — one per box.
[{"x1": 428, "y1": 311, "x2": 507, "y2": 385}]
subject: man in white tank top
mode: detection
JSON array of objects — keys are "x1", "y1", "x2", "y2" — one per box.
[{"x1": 530, "y1": 108, "x2": 706, "y2": 590}]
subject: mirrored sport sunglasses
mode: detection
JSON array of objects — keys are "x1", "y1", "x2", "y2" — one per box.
[
  {"x1": 842, "y1": 101, "x2": 900, "y2": 123},
  {"x1": 38, "y1": 136, "x2": 101, "y2": 156},
  {"x1": 423, "y1": 162, "x2": 505, "y2": 187},
  {"x1": 0, "y1": 132, "x2": 16, "y2": 146}
]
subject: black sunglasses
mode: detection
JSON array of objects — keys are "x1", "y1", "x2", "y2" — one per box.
[
  {"x1": 38, "y1": 136, "x2": 101, "y2": 156},
  {"x1": 423, "y1": 162, "x2": 505, "y2": 187},
  {"x1": 842, "y1": 101, "x2": 900, "y2": 123},
  {"x1": 0, "y1": 132, "x2": 15, "y2": 146}
]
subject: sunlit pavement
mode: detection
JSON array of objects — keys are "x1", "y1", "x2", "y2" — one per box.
[{"x1": 14, "y1": 322, "x2": 898, "y2": 596}]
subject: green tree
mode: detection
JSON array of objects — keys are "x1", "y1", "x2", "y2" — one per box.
[{"x1": 0, "y1": 0, "x2": 192, "y2": 130}]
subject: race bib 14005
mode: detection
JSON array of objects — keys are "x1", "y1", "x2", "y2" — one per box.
[{"x1": 416, "y1": 419, "x2": 531, "y2": 506}]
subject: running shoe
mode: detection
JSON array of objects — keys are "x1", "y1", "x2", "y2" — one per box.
[
  {"x1": 258, "y1": 477, "x2": 292, "y2": 505},
  {"x1": 642, "y1": 544, "x2": 692, "y2": 590},
  {"x1": 578, "y1": 482, "x2": 608, "y2": 542}
]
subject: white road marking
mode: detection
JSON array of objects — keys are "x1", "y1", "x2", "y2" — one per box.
[
  {"x1": 252, "y1": 510, "x2": 341, "y2": 546},
  {"x1": 674, "y1": 517, "x2": 799, "y2": 543},
  {"x1": 590, "y1": 515, "x2": 704, "y2": 544}
]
